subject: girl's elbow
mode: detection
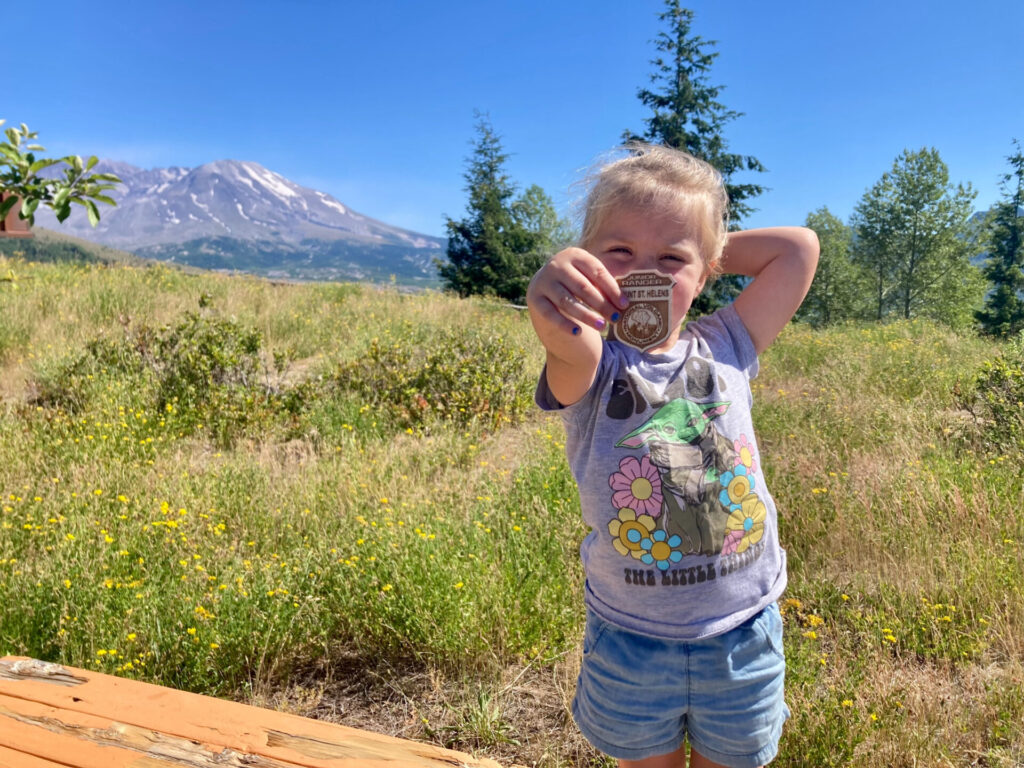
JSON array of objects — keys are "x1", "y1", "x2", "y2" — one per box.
[{"x1": 795, "y1": 228, "x2": 820, "y2": 273}]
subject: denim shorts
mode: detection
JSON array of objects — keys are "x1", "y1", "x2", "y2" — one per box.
[{"x1": 572, "y1": 602, "x2": 789, "y2": 767}]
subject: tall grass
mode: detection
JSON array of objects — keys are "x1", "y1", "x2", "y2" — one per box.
[{"x1": 0, "y1": 253, "x2": 1021, "y2": 766}]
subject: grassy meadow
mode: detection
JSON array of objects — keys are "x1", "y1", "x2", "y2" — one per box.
[{"x1": 0, "y1": 252, "x2": 1022, "y2": 767}]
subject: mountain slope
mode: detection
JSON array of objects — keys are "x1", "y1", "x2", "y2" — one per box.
[{"x1": 31, "y1": 159, "x2": 445, "y2": 283}]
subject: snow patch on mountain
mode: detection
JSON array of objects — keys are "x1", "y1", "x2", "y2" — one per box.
[{"x1": 32, "y1": 158, "x2": 445, "y2": 258}]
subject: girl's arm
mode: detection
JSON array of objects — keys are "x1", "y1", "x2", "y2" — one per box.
[
  {"x1": 725, "y1": 227, "x2": 820, "y2": 355},
  {"x1": 526, "y1": 247, "x2": 626, "y2": 407}
]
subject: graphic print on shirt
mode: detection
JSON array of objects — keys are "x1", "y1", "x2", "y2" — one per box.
[{"x1": 604, "y1": 364, "x2": 768, "y2": 576}]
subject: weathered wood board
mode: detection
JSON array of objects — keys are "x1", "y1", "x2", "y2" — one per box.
[{"x1": 0, "y1": 656, "x2": 502, "y2": 768}]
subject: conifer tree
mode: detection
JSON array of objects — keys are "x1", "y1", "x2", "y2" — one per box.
[
  {"x1": 625, "y1": 1, "x2": 766, "y2": 313},
  {"x1": 977, "y1": 140, "x2": 1024, "y2": 337},
  {"x1": 439, "y1": 115, "x2": 570, "y2": 303}
]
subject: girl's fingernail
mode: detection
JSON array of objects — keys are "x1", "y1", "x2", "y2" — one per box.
[
  {"x1": 611, "y1": 312, "x2": 620, "y2": 322},
  {"x1": 619, "y1": 296, "x2": 630, "y2": 309},
  {"x1": 595, "y1": 318, "x2": 606, "y2": 330},
  {"x1": 572, "y1": 326, "x2": 580, "y2": 335}
]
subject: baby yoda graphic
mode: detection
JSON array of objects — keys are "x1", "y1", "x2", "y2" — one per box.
[{"x1": 617, "y1": 397, "x2": 738, "y2": 556}]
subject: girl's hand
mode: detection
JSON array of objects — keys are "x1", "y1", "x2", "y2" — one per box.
[
  {"x1": 526, "y1": 247, "x2": 629, "y2": 407},
  {"x1": 526, "y1": 247, "x2": 627, "y2": 342}
]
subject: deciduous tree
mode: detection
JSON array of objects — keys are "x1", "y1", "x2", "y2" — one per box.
[
  {"x1": 797, "y1": 207, "x2": 866, "y2": 326},
  {"x1": 851, "y1": 148, "x2": 984, "y2": 328}
]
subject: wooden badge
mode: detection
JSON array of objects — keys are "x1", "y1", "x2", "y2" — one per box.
[{"x1": 608, "y1": 270, "x2": 676, "y2": 352}]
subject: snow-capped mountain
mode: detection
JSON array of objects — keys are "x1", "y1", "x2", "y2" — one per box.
[
  {"x1": 34, "y1": 159, "x2": 442, "y2": 251},
  {"x1": 32, "y1": 159, "x2": 444, "y2": 284}
]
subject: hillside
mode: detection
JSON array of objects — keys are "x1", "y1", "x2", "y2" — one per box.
[
  {"x1": 0, "y1": 256, "x2": 1020, "y2": 767},
  {"x1": 0, "y1": 227, "x2": 147, "y2": 266}
]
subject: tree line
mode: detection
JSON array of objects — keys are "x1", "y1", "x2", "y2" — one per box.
[
  {"x1": 440, "y1": 1, "x2": 1024, "y2": 339},
  {"x1": 799, "y1": 143, "x2": 1024, "y2": 336}
]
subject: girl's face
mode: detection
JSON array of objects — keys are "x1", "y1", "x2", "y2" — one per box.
[{"x1": 587, "y1": 204, "x2": 709, "y2": 350}]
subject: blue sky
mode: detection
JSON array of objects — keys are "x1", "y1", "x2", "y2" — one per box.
[{"x1": 6, "y1": 0, "x2": 1023, "y2": 238}]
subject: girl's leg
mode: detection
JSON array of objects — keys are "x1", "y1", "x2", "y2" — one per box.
[
  {"x1": 689, "y1": 748, "x2": 761, "y2": 768},
  {"x1": 619, "y1": 743, "x2": 689, "y2": 768},
  {"x1": 619, "y1": 745, "x2": 764, "y2": 768}
]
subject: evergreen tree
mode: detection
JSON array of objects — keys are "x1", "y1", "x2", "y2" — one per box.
[
  {"x1": 797, "y1": 207, "x2": 866, "y2": 326},
  {"x1": 851, "y1": 148, "x2": 984, "y2": 328},
  {"x1": 977, "y1": 140, "x2": 1024, "y2": 337},
  {"x1": 439, "y1": 116, "x2": 567, "y2": 303},
  {"x1": 624, "y1": 1, "x2": 766, "y2": 313}
]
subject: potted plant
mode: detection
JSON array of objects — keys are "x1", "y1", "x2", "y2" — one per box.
[{"x1": 0, "y1": 120, "x2": 120, "y2": 236}]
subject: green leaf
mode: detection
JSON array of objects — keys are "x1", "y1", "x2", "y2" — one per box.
[
  {"x1": 91, "y1": 194, "x2": 117, "y2": 207},
  {"x1": 53, "y1": 187, "x2": 71, "y2": 209},
  {"x1": 86, "y1": 155, "x2": 98, "y2": 170},
  {"x1": 85, "y1": 199, "x2": 100, "y2": 227},
  {"x1": 70, "y1": 155, "x2": 83, "y2": 173},
  {"x1": 27, "y1": 158, "x2": 59, "y2": 176},
  {"x1": 92, "y1": 173, "x2": 122, "y2": 183},
  {"x1": 56, "y1": 204, "x2": 72, "y2": 223},
  {"x1": 21, "y1": 198, "x2": 39, "y2": 217}
]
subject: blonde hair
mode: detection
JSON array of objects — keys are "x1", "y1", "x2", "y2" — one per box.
[{"x1": 578, "y1": 143, "x2": 729, "y2": 278}]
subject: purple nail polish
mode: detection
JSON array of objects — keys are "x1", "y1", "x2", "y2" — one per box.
[{"x1": 595, "y1": 318, "x2": 606, "y2": 330}]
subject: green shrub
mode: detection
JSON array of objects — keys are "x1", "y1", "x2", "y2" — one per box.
[
  {"x1": 30, "y1": 335, "x2": 146, "y2": 412},
  {"x1": 333, "y1": 329, "x2": 533, "y2": 430},
  {"x1": 29, "y1": 312, "x2": 313, "y2": 447},
  {"x1": 957, "y1": 332, "x2": 1024, "y2": 454},
  {"x1": 151, "y1": 312, "x2": 262, "y2": 411}
]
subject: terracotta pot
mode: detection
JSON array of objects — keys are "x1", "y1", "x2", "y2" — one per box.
[{"x1": 0, "y1": 192, "x2": 33, "y2": 237}]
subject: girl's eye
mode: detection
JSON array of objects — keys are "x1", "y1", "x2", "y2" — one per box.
[
  {"x1": 609, "y1": 247, "x2": 631, "y2": 256},
  {"x1": 660, "y1": 254, "x2": 684, "y2": 263}
]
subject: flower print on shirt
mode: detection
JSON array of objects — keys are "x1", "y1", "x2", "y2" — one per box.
[
  {"x1": 733, "y1": 434, "x2": 759, "y2": 475},
  {"x1": 609, "y1": 455, "x2": 664, "y2": 518}
]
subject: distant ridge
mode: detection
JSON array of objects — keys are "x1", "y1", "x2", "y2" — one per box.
[
  {"x1": 31, "y1": 160, "x2": 445, "y2": 284},
  {"x1": 1, "y1": 226, "x2": 148, "y2": 267}
]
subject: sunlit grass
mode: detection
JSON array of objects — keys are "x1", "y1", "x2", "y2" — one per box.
[{"x1": 0, "y1": 253, "x2": 1021, "y2": 766}]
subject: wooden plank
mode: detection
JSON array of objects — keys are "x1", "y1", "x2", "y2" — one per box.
[
  {"x1": 0, "y1": 743, "x2": 76, "y2": 768},
  {"x1": 0, "y1": 692, "x2": 280, "y2": 768},
  {"x1": 0, "y1": 695, "x2": 183, "y2": 768},
  {"x1": 0, "y1": 657, "x2": 502, "y2": 768}
]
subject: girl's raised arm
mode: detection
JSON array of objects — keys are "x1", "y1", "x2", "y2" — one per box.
[{"x1": 724, "y1": 227, "x2": 820, "y2": 355}]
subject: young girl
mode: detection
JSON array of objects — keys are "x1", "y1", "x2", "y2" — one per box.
[{"x1": 526, "y1": 145, "x2": 819, "y2": 768}]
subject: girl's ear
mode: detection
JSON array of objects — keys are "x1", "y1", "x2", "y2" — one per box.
[
  {"x1": 697, "y1": 255, "x2": 720, "y2": 297},
  {"x1": 694, "y1": 275, "x2": 707, "y2": 298}
]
